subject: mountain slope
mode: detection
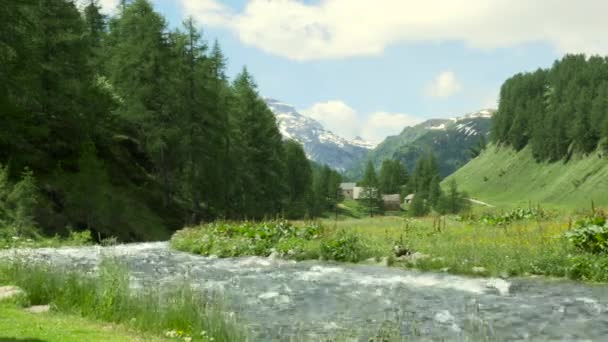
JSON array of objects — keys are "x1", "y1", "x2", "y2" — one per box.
[
  {"x1": 347, "y1": 109, "x2": 494, "y2": 179},
  {"x1": 265, "y1": 98, "x2": 373, "y2": 171},
  {"x1": 445, "y1": 145, "x2": 608, "y2": 208}
]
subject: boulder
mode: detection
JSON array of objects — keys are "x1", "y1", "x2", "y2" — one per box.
[
  {"x1": 0, "y1": 286, "x2": 23, "y2": 300},
  {"x1": 25, "y1": 305, "x2": 50, "y2": 314},
  {"x1": 472, "y1": 266, "x2": 487, "y2": 274}
]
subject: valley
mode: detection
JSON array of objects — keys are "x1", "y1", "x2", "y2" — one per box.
[{"x1": 2, "y1": 0, "x2": 608, "y2": 341}]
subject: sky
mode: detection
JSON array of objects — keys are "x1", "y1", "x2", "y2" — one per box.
[{"x1": 98, "y1": 0, "x2": 608, "y2": 143}]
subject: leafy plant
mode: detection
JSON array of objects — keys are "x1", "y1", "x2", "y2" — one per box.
[
  {"x1": 565, "y1": 213, "x2": 608, "y2": 254},
  {"x1": 320, "y1": 230, "x2": 369, "y2": 262},
  {"x1": 462, "y1": 206, "x2": 551, "y2": 226}
]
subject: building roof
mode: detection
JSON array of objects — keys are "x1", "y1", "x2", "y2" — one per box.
[
  {"x1": 339, "y1": 182, "x2": 356, "y2": 190},
  {"x1": 382, "y1": 194, "x2": 401, "y2": 202}
]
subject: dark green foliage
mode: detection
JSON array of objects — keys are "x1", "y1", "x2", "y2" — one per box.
[
  {"x1": 320, "y1": 230, "x2": 369, "y2": 262},
  {"x1": 407, "y1": 152, "x2": 440, "y2": 216},
  {"x1": 359, "y1": 161, "x2": 383, "y2": 217},
  {"x1": 408, "y1": 191, "x2": 428, "y2": 217},
  {"x1": 469, "y1": 134, "x2": 487, "y2": 158},
  {"x1": 493, "y1": 54, "x2": 608, "y2": 160},
  {"x1": 436, "y1": 179, "x2": 470, "y2": 215},
  {"x1": 0, "y1": 165, "x2": 38, "y2": 236},
  {"x1": 310, "y1": 164, "x2": 342, "y2": 217},
  {"x1": 284, "y1": 140, "x2": 313, "y2": 219},
  {"x1": 0, "y1": 0, "x2": 313, "y2": 241},
  {"x1": 378, "y1": 159, "x2": 408, "y2": 194},
  {"x1": 230, "y1": 68, "x2": 286, "y2": 219}
]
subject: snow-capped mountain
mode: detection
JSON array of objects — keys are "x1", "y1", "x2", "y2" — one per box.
[{"x1": 265, "y1": 98, "x2": 373, "y2": 171}]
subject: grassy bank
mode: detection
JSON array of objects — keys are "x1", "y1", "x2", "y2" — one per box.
[
  {"x1": 445, "y1": 145, "x2": 608, "y2": 209},
  {"x1": 0, "y1": 260, "x2": 245, "y2": 342},
  {"x1": 0, "y1": 230, "x2": 95, "y2": 250},
  {"x1": 171, "y1": 209, "x2": 608, "y2": 282},
  {"x1": 0, "y1": 300, "x2": 167, "y2": 342}
]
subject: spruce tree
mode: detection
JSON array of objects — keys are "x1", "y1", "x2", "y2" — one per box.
[
  {"x1": 360, "y1": 161, "x2": 382, "y2": 217},
  {"x1": 232, "y1": 68, "x2": 286, "y2": 218},
  {"x1": 284, "y1": 140, "x2": 313, "y2": 218}
]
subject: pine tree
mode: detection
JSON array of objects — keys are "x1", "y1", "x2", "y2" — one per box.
[
  {"x1": 360, "y1": 161, "x2": 382, "y2": 217},
  {"x1": 84, "y1": 0, "x2": 106, "y2": 58},
  {"x1": 428, "y1": 175, "x2": 442, "y2": 208},
  {"x1": 232, "y1": 68, "x2": 286, "y2": 218},
  {"x1": 5, "y1": 168, "x2": 38, "y2": 236},
  {"x1": 378, "y1": 159, "x2": 408, "y2": 194},
  {"x1": 284, "y1": 140, "x2": 313, "y2": 218},
  {"x1": 106, "y1": 0, "x2": 179, "y2": 207}
]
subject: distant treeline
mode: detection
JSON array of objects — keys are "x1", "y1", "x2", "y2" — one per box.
[
  {"x1": 0, "y1": 0, "x2": 338, "y2": 241},
  {"x1": 492, "y1": 54, "x2": 608, "y2": 161}
]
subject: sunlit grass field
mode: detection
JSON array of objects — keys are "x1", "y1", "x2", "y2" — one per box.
[
  {"x1": 445, "y1": 145, "x2": 608, "y2": 209},
  {"x1": 317, "y1": 206, "x2": 608, "y2": 281},
  {"x1": 0, "y1": 300, "x2": 168, "y2": 342},
  {"x1": 0, "y1": 260, "x2": 244, "y2": 342}
]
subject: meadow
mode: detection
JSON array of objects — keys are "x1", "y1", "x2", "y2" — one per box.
[
  {"x1": 446, "y1": 145, "x2": 608, "y2": 209},
  {"x1": 172, "y1": 205, "x2": 608, "y2": 282}
]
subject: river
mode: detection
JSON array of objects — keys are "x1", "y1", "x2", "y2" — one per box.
[{"x1": 3, "y1": 242, "x2": 608, "y2": 340}]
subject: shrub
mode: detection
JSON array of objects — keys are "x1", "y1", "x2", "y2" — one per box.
[
  {"x1": 320, "y1": 230, "x2": 370, "y2": 262},
  {"x1": 565, "y1": 213, "x2": 608, "y2": 254},
  {"x1": 171, "y1": 220, "x2": 323, "y2": 259}
]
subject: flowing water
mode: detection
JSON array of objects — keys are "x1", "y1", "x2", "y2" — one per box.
[{"x1": 3, "y1": 242, "x2": 608, "y2": 340}]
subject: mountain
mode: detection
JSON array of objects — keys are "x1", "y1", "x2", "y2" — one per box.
[
  {"x1": 445, "y1": 145, "x2": 608, "y2": 208},
  {"x1": 347, "y1": 109, "x2": 495, "y2": 179},
  {"x1": 265, "y1": 98, "x2": 374, "y2": 171}
]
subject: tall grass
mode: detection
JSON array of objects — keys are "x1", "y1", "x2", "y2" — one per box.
[
  {"x1": 0, "y1": 258, "x2": 245, "y2": 341},
  {"x1": 332, "y1": 211, "x2": 608, "y2": 282}
]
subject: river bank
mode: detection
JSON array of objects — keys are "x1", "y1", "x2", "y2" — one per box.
[
  {"x1": 2, "y1": 242, "x2": 608, "y2": 340},
  {"x1": 171, "y1": 209, "x2": 608, "y2": 283}
]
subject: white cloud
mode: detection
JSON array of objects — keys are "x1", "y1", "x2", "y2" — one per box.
[
  {"x1": 180, "y1": 0, "x2": 608, "y2": 61},
  {"x1": 98, "y1": 0, "x2": 120, "y2": 14},
  {"x1": 426, "y1": 71, "x2": 462, "y2": 98},
  {"x1": 302, "y1": 100, "x2": 361, "y2": 140},
  {"x1": 302, "y1": 101, "x2": 422, "y2": 144},
  {"x1": 363, "y1": 111, "x2": 423, "y2": 144}
]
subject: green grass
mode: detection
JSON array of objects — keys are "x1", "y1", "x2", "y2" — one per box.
[
  {"x1": 0, "y1": 259, "x2": 245, "y2": 342},
  {"x1": 322, "y1": 212, "x2": 608, "y2": 282},
  {"x1": 445, "y1": 145, "x2": 608, "y2": 209},
  {"x1": 0, "y1": 301, "x2": 167, "y2": 342},
  {"x1": 0, "y1": 230, "x2": 95, "y2": 250}
]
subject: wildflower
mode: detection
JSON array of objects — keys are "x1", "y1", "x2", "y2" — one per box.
[
  {"x1": 165, "y1": 330, "x2": 178, "y2": 338},
  {"x1": 184, "y1": 337, "x2": 192, "y2": 342}
]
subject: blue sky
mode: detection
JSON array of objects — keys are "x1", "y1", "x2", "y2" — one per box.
[{"x1": 100, "y1": 0, "x2": 606, "y2": 143}]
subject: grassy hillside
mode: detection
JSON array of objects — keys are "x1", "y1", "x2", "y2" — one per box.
[{"x1": 445, "y1": 145, "x2": 608, "y2": 208}]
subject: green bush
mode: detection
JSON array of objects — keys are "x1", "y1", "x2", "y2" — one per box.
[
  {"x1": 565, "y1": 214, "x2": 608, "y2": 254},
  {"x1": 171, "y1": 220, "x2": 323, "y2": 259},
  {"x1": 320, "y1": 230, "x2": 370, "y2": 262}
]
